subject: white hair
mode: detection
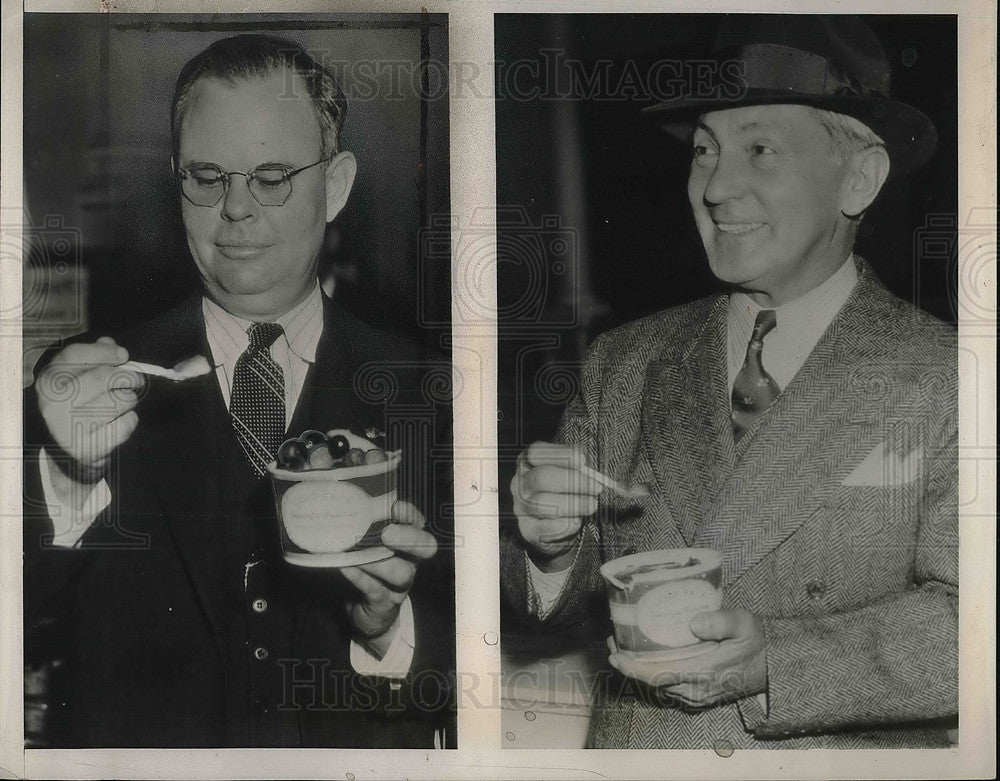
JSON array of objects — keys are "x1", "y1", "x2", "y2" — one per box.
[{"x1": 810, "y1": 107, "x2": 887, "y2": 162}]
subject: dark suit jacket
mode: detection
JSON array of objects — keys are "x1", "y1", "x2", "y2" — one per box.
[
  {"x1": 24, "y1": 293, "x2": 455, "y2": 748},
  {"x1": 501, "y1": 258, "x2": 958, "y2": 748}
]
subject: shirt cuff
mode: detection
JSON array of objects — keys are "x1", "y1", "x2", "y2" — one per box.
[
  {"x1": 349, "y1": 596, "x2": 415, "y2": 679},
  {"x1": 38, "y1": 448, "x2": 111, "y2": 548}
]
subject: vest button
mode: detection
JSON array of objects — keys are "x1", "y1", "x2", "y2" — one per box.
[
  {"x1": 805, "y1": 580, "x2": 827, "y2": 600},
  {"x1": 253, "y1": 646, "x2": 269, "y2": 661},
  {"x1": 251, "y1": 598, "x2": 268, "y2": 614}
]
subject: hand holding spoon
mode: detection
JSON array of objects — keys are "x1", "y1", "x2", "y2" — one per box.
[
  {"x1": 580, "y1": 464, "x2": 652, "y2": 499},
  {"x1": 121, "y1": 354, "x2": 213, "y2": 382}
]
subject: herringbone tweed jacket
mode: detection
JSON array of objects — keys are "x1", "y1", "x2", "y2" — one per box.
[{"x1": 501, "y1": 258, "x2": 958, "y2": 749}]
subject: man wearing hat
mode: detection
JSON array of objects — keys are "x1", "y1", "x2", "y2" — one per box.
[{"x1": 504, "y1": 15, "x2": 957, "y2": 748}]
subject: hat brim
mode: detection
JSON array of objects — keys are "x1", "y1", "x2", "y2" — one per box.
[{"x1": 644, "y1": 89, "x2": 938, "y2": 178}]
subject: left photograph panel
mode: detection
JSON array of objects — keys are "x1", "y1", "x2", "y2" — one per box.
[{"x1": 21, "y1": 13, "x2": 455, "y2": 749}]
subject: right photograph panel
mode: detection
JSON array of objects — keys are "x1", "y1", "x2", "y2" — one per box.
[{"x1": 496, "y1": 14, "x2": 958, "y2": 750}]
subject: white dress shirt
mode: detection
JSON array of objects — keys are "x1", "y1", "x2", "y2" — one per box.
[
  {"x1": 727, "y1": 256, "x2": 858, "y2": 392},
  {"x1": 39, "y1": 282, "x2": 413, "y2": 676}
]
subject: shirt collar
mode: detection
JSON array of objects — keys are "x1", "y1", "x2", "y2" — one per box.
[
  {"x1": 202, "y1": 282, "x2": 324, "y2": 368},
  {"x1": 729, "y1": 253, "x2": 858, "y2": 337}
]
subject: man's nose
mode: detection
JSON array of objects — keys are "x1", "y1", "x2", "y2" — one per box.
[
  {"x1": 220, "y1": 173, "x2": 259, "y2": 221},
  {"x1": 701, "y1": 152, "x2": 747, "y2": 205}
]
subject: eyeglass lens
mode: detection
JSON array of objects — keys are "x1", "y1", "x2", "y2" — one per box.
[{"x1": 181, "y1": 168, "x2": 292, "y2": 207}]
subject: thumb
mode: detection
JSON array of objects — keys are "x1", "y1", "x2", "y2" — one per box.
[
  {"x1": 391, "y1": 499, "x2": 425, "y2": 528},
  {"x1": 689, "y1": 610, "x2": 735, "y2": 641}
]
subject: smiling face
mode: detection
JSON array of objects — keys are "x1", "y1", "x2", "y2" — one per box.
[
  {"x1": 687, "y1": 104, "x2": 857, "y2": 306},
  {"x1": 177, "y1": 68, "x2": 353, "y2": 320}
]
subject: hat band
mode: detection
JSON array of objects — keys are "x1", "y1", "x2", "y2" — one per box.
[{"x1": 740, "y1": 43, "x2": 875, "y2": 99}]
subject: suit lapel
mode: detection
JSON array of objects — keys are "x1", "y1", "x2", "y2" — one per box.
[
  {"x1": 289, "y1": 297, "x2": 384, "y2": 437},
  {"x1": 642, "y1": 296, "x2": 734, "y2": 546},
  {"x1": 129, "y1": 301, "x2": 238, "y2": 652},
  {"x1": 694, "y1": 264, "x2": 901, "y2": 588}
]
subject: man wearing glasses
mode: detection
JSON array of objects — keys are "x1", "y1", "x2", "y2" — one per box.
[{"x1": 24, "y1": 34, "x2": 452, "y2": 748}]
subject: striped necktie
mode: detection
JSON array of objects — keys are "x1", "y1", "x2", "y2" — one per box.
[
  {"x1": 230, "y1": 322, "x2": 285, "y2": 477},
  {"x1": 731, "y1": 309, "x2": 780, "y2": 441}
]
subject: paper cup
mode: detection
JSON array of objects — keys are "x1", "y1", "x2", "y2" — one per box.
[
  {"x1": 267, "y1": 452, "x2": 401, "y2": 568},
  {"x1": 600, "y1": 548, "x2": 722, "y2": 660}
]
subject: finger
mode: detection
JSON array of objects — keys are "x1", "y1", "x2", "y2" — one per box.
[
  {"x1": 606, "y1": 635, "x2": 619, "y2": 654},
  {"x1": 520, "y1": 490, "x2": 597, "y2": 520},
  {"x1": 524, "y1": 441, "x2": 587, "y2": 470},
  {"x1": 520, "y1": 463, "x2": 601, "y2": 497},
  {"x1": 519, "y1": 516, "x2": 582, "y2": 546},
  {"x1": 690, "y1": 610, "x2": 742, "y2": 642},
  {"x1": 65, "y1": 372, "x2": 144, "y2": 420},
  {"x1": 79, "y1": 410, "x2": 140, "y2": 464},
  {"x1": 390, "y1": 499, "x2": 425, "y2": 529},
  {"x1": 339, "y1": 565, "x2": 393, "y2": 602},
  {"x1": 48, "y1": 341, "x2": 129, "y2": 368},
  {"x1": 42, "y1": 365, "x2": 144, "y2": 410},
  {"x1": 608, "y1": 654, "x2": 675, "y2": 687},
  {"x1": 381, "y1": 523, "x2": 437, "y2": 561},
  {"x1": 658, "y1": 683, "x2": 704, "y2": 708},
  {"x1": 104, "y1": 366, "x2": 147, "y2": 393},
  {"x1": 357, "y1": 556, "x2": 417, "y2": 593},
  {"x1": 100, "y1": 409, "x2": 140, "y2": 453}
]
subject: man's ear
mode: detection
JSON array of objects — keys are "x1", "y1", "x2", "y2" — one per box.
[
  {"x1": 840, "y1": 145, "x2": 890, "y2": 218},
  {"x1": 324, "y1": 151, "x2": 357, "y2": 223}
]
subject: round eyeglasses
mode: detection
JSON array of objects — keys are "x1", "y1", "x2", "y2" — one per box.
[{"x1": 174, "y1": 156, "x2": 331, "y2": 207}]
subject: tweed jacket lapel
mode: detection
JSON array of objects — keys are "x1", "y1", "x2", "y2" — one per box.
[
  {"x1": 693, "y1": 261, "x2": 903, "y2": 588},
  {"x1": 641, "y1": 296, "x2": 735, "y2": 546}
]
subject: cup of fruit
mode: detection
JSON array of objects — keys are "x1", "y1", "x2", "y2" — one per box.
[
  {"x1": 267, "y1": 428, "x2": 401, "y2": 567},
  {"x1": 600, "y1": 548, "x2": 723, "y2": 661}
]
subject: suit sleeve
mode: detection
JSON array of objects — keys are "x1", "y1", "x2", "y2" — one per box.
[
  {"x1": 739, "y1": 382, "x2": 958, "y2": 737},
  {"x1": 499, "y1": 336, "x2": 610, "y2": 642}
]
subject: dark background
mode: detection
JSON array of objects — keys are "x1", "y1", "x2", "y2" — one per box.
[
  {"x1": 21, "y1": 13, "x2": 453, "y2": 747},
  {"x1": 22, "y1": 13, "x2": 451, "y2": 381},
  {"x1": 496, "y1": 14, "x2": 959, "y2": 454}
]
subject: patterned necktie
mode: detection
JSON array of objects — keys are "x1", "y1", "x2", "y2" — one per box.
[
  {"x1": 731, "y1": 309, "x2": 780, "y2": 441},
  {"x1": 230, "y1": 322, "x2": 285, "y2": 477}
]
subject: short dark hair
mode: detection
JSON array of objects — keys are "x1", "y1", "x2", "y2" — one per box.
[{"x1": 171, "y1": 33, "x2": 347, "y2": 160}]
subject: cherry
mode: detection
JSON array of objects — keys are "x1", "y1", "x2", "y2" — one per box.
[
  {"x1": 277, "y1": 439, "x2": 309, "y2": 470},
  {"x1": 328, "y1": 435, "x2": 350, "y2": 459},
  {"x1": 301, "y1": 430, "x2": 328, "y2": 448}
]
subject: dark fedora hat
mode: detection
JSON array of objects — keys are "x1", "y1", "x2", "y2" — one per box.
[{"x1": 644, "y1": 15, "x2": 937, "y2": 176}]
